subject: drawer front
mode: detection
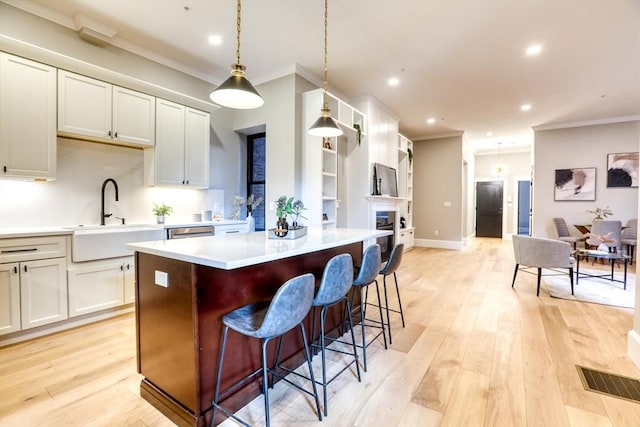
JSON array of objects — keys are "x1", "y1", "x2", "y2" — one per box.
[
  {"x1": 0, "y1": 236, "x2": 67, "y2": 263},
  {"x1": 214, "y1": 224, "x2": 249, "y2": 235}
]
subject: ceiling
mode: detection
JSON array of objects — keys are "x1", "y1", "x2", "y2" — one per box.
[{"x1": 7, "y1": 0, "x2": 640, "y2": 153}]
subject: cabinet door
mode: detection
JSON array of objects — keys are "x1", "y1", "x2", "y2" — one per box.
[
  {"x1": 0, "y1": 263, "x2": 21, "y2": 335},
  {"x1": 68, "y1": 259, "x2": 125, "y2": 317},
  {"x1": 0, "y1": 53, "x2": 56, "y2": 179},
  {"x1": 58, "y1": 70, "x2": 112, "y2": 140},
  {"x1": 123, "y1": 257, "x2": 135, "y2": 304},
  {"x1": 154, "y1": 99, "x2": 186, "y2": 186},
  {"x1": 20, "y1": 258, "x2": 67, "y2": 329},
  {"x1": 184, "y1": 107, "x2": 210, "y2": 188},
  {"x1": 112, "y1": 86, "x2": 155, "y2": 147}
]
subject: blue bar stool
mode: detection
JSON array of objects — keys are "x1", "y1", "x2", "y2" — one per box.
[
  {"x1": 210, "y1": 273, "x2": 322, "y2": 427},
  {"x1": 379, "y1": 243, "x2": 405, "y2": 344},
  {"x1": 349, "y1": 243, "x2": 387, "y2": 372},
  {"x1": 275, "y1": 253, "x2": 361, "y2": 416}
]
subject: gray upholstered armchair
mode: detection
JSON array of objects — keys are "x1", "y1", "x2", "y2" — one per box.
[{"x1": 511, "y1": 235, "x2": 575, "y2": 296}]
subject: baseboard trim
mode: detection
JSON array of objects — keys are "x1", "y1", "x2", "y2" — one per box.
[
  {"x1": 628, "y1": 329, "x2": 640, "y2": 370},
  {"x1": 415, "y1": 238, "x2": 463, "y2": 250}
]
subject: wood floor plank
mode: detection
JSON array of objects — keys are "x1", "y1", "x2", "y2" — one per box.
[{"x1": 1, "y1": 240, "x2": 639, "y2": 427}]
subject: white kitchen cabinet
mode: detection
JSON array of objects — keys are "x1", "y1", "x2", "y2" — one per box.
[
  {"x1": 145, "y1": 98, "x2": 210, "y2": 188},
  {"x1": 19, "y1": 258, "x2": 68, "y2": 330},
  {"x1": 214, "y1": 223, "x2": 250, "y2": 235},
  {"x1": 58, "y1": 70, "x2": 155, "y2": 148},
  {"x1": 0, "y1": 263, "x2": 21, "y2": 336},
  {"x1": 67, "y1": 256, "x2": 134, "y2": 317},
  {"x1": 0, "y1": 236, "x2": 68, "y2": 332},
  {"x1": 0, "y1": 53, "x2": 57, "y2": 180}
]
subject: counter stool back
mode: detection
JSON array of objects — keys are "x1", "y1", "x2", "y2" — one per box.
[
  {"x1": 379, "y1": 243, "x2": 405, "y2": 344},
  {"x1": 349, "y1": 243, "x2": 387, "y2": 372},
  {"x1": 274, "y1": 253, "x2": 361, "y2": 417},
  {"x1": 210, "y1": 273, "x2": 321, "y2": 427}
]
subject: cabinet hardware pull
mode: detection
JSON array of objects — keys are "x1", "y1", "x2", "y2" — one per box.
[
  {"x1": 126, "y1": 264, "x2": 131, "y2": 270},
  {"x1": 3, "y1": 166, "x2": 6, "y2": 173},
  {"x1": 1, "y1": 248, "x2": 38, "y2": 253},
  {"x1": 23, "y1": 265, "x2": 27, "y2": 273},
  {"x1": 226, "y1": 230, "x2": 240, "y2": 234},
  {"x1": 114, "y1": 132, "x2": 118, "y2": 138},
  {"x1": 120, "y1": 265, "x2": 124, "y2": 271},
  {"x1": 13, "y1": 266, "x2": 18, "y2": 274},
  {"x1": 108, "y1": 130, "x2": 112, "y2": 137}
]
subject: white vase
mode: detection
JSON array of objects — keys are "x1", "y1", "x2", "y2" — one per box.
[
  {"x1": 246, "y1": 212, "x2": 255, "y2": 232},
  {"x1": 597, "y1": 243, "x2": 609, "y2": 252}
]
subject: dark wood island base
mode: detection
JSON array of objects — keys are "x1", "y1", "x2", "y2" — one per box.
[{"x1": 134, "y1": 242, "x2": 363, "y2": 426}]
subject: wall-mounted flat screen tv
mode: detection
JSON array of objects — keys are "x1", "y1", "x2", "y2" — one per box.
[{"x1": 373, "y1": 162, "x2": 398, "y2": 197}]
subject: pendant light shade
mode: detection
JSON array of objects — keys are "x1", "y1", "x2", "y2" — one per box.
[
  {"x1": 308, "y1": 107, "x2": 342, "y2": 137},
  {"x1": 308, "y1": 0, "x2": 343, "y2": 137},
  {"x1": 210, "y1": 64, "x2": 264, "y2": 109},
  {"x1": 209, "y1": 0, "x2": 263, "y2": 109}
]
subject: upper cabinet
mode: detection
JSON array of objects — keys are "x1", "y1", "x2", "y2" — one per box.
[
  {"x1": 58, "y1": 70, "x2": 155, "y2": 148},
  {"x1": 0, "y1": 53, "x2": 57, "y2": 180},
  {"x1": 144, "y1": 98, "x2": 210, "y2": 188}
]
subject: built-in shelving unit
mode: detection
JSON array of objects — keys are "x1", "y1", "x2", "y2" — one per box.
[
  {"x1": 398, "y1": 134, "x2": 414, "y2": 249},
  {"x1": 302, "y1": 89, "x2": 366, "y2": 229}
]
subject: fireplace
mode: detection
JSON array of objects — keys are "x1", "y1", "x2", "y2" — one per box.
[{"x1": 376, "y1": 211, "x2": 395, "y2": 261}]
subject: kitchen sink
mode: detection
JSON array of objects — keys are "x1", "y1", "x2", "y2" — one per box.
[{"x1": 71, "y1": 224, "x2": 165, "y2": 262}]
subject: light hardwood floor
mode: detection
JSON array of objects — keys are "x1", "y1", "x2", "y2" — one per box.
[{"x1": 1, "y1": 238, "x2": 639, "y2": 426}]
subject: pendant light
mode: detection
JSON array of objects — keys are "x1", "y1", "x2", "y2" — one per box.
[
  {"x1": 209, "y1": 0, "x2": 264, "y2": 109},
  {"x1": 308, "y1": 0, "x2": 343, "y2": 137}
]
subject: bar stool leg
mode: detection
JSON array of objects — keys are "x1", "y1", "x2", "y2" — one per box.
[
  {"x1": 382, "y1": 274, "x2": 392, "y2": 344},
  {"x1": 394, "y1": 272, "x2": 406, "y2": 328},
  {"x1": 261, "y1": 338, "x2": 271, "y2": 427},
  {"x1": 299, "y1": 323, "x2": 323, "y2": 420},
  {"x1": 319, "y1": 306, "x2": 328, "y2": 416},
  {"x1": 210, "y1": 326, "x2": 229, "y2": 427}
]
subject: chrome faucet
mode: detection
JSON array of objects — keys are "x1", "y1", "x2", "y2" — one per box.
[{"x1": 100, "y1": 178, "x2": 119, "y2": 225}]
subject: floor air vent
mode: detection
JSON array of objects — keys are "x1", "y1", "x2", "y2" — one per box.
[{"x1": 576, "y1": 365, "x2": 640, "y2": 404}]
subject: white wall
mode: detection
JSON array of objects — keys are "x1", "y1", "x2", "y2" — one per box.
[{"x1": 533, "y1": 120, "x2": 639, "y2": 238}]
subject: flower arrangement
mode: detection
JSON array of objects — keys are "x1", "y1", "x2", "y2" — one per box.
[
  {"x1": 592, "y1": 232, "x2": 616, "y2": 245},
  {"x1": 246, "y1": 194, "x2": 263, "y2": 213},
  {"x1": 231, "y1": 194, "x2": 264, "y2": 219},
  {"x1": 587, "y1": 206, "x2": 613, "y2": 222}
]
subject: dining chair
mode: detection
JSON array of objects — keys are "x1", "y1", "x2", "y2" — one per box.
[
  {"x1": 552, "y1": 218, "x2": 586, "y2": 249},
  {"x1": 621, "y1": 219, "x2": 637, "y2": 265},
  {"x1": 587, "y1": 220, "x2": 622, "y2": 253}
]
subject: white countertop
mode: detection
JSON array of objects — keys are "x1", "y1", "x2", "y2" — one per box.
[
  {"x1": 0, "y1": 227, "x2": 73, "y2": 239},
  {"x1": 127, "y1": 227, "x2": 391, "y2": 270}
]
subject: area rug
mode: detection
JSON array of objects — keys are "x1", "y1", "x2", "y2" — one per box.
[{"x1": 542, "y1": 269, "x2": 636, "y2": 309}]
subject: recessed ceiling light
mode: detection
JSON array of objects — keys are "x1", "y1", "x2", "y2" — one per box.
[
  {"x1": 208, "y1": 34, "x2": 222, "y2": 45},
  {"x1": 426, "y1": 117, "x2": 436, "y2": 125},
  {"x1": 388, "y1": 77, "x2": 399, "y2": 86},
  {"x1": 526, "y1": 44, "x2": 542, "y2": 56},
  {"x1": 486, "y1": 131, "x2": 494, "y2": 137},
  {"x1": 520, "y1": 103, "x2": 532, "y2": 111}
]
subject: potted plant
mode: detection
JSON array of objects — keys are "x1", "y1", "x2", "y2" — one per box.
[
  {"x1": 289, "y1": 199, "x2": 307, "y2": 229},
  {"x1": 587, "y1": 206, "x2": 613, "y2": 223},
  {"x1": 152, "y1": 203, "x2": 172, "y2": 224},
  {"x1": 245, "y1": 194, "x2": 263, "y2": 232},
  {"x1": 407, "y1": 147, "x2": 413, "y2": 166},
  {"x1": 274, "y1": 196, "x2": 293, "y2": 237}
]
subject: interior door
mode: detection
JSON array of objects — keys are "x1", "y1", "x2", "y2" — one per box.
[
  {"x1": 517, "y1": 180, "x2": 531, "y2": 235},
  {"x1": 476, "y1": 181, "x2": 503, "y2": 238}
]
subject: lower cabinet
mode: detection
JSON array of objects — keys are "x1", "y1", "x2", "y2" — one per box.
[
  {"x1": 67, "y1": 256, "x2": 134, "y2": 318},
  {"x1": 213, "y1": 223, "x2": 250, "y2": 235},
  {"x1": 0, "y1": 258, "x2": 68, "y2": 334},
  {"x1": 399, "y1": 228, "x2": 415, "y2": 250}
]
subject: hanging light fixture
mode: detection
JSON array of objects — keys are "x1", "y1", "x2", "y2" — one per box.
[
  {"x1": 491, "y1": 141, "x2": 509, "y2": 176},
  {"x1": 209, "y1": 0, "x2": 264, "y2": 109},
  {"x1": 308, "y1": 0, "x2": 343, "y2": 137}
]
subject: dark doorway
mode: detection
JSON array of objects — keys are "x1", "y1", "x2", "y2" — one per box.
[
  {"x1": 517, "y1": 180, "x2": 531, "y2": 235},
  {"x1": 247, "y1": 133, "x2": 265, "y2": 231},
  {"x1": 476, "y1": 181, "x2": 503, "y2": 238}
]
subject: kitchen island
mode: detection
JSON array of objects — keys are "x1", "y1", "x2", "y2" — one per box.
[{"x1": 127, "y1": 227, "x2": 389, "y2": 426}]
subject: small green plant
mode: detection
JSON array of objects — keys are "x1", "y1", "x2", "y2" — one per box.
[
  {"x1": 152, "y1": 203, "x2": 172, "y2": 216},
  {"x1": 353, "y1": 123, "x2": 362, "y2": 145},
  {"x1": 407, "y1": 147, "x2": 413, "y2": 165}
]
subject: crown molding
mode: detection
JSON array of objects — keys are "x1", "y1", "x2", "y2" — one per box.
[{"x1": 533, "y1": 115, "x2": 640, "y2": 131}]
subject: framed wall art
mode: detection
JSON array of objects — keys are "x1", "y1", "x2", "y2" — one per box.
[
  {"x1": 554, "y1": 167, "x2": 596, "y2": 201},
  {"x1": 607, "y1": 152, "x2": 638, "y2": 187}
]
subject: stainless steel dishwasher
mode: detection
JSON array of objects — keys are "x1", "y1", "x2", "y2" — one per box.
[{"x1": 166, "y1": 225, "x2": 214, "y2": 239}]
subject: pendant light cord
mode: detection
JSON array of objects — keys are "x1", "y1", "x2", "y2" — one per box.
[
  {"x1": 322, "y1": 0, "x2": 329, "y2": 110},
  {"x1": 236, "y1": 0, "x2": 242, "y2": 65}
]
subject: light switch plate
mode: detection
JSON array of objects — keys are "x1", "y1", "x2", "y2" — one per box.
[{"x1": 155, "y1": 270, "x2": 168, "y2": 287}]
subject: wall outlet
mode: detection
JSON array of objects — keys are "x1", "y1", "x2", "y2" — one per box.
[
  {"x1": 435, "y1": 230, "x2": 439, "y2": 236},
  {"x1": 155, "y1": 270, "x2": 168, "y2": 287}
]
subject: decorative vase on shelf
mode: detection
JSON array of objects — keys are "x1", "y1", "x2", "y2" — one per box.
[
  {"x1": 156, "y1": 215, "x2": 165, "y2": 224},
  {"x1": 246, "y1": 211, "x2": 255, "y2": 232},
  {"x1": 274, "y1": 218, "x2": 289, "y2": 237}
]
